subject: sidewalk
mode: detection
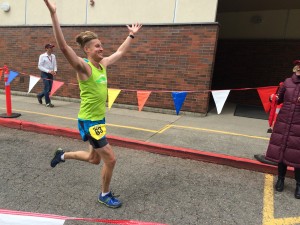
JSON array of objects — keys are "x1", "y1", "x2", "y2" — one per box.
[{"x1": 0, "y1": 92, "x2": 285, "y2": 175}]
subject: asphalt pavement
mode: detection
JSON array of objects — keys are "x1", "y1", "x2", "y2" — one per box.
[
  {"x1": 2, "y1": 92, "x2": 300, "y2": 225},
  {"x1": 2, "y1": 126, "x2": 300, "y2": 225}
]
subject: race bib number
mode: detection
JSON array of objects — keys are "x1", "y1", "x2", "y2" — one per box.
[{"x1": 89, "y1": 124, "x2": 106, "y2": 140}]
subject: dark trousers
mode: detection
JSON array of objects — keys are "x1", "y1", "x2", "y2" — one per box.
[
  {"x1": 37, "y1": 72, "x2": 53, "y2": 104},
  {"x1": 278, "y1": 162, "x2": 300, "y2": 183}
]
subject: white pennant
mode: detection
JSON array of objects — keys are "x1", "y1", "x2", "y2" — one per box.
[
  {"x1": 28, "y1": 75, "x2": 41, "y2": 94},
  {"x1": 211, "y1": 90, "x2": 230, "y2": 114}
]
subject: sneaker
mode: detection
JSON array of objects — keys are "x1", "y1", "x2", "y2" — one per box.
[
  {"x1": 46, "y1": 103, "x2": 54, "y2": 108},
  {"x1": 50, "y1": 148, "x2": 65, "y2": 168},
  {"x1": 98, "y1": 191, "x2": 122, "y2": 208},
  {"x1": 267, "y1": 128, "x2": 273, "y2": 133},
  {"x1": 37, "y1": 95, "x2": 42, "y2": 104}
]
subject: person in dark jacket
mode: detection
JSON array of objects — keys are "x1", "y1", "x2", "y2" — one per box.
[{"x1": 266, "y1": 60, "x2": 300, "y2": 199}]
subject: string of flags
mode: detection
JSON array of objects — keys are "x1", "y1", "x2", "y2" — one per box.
[{"x1": 0, "y1": 68, "x2": 278, "y2": 115}]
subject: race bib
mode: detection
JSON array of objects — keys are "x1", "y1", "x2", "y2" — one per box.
[{"x1": 89, "y1": 124, "x2": 106, "y2": 140}]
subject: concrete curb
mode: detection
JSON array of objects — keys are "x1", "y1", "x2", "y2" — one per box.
[{"x1": 0, "y1": 118, "x2": 294, "y2": 177}]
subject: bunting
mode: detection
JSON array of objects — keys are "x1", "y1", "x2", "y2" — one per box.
[
  {"x1": 137, "y1": 91, "x2": 151, "y2": 111},
  {"x1": 108, "y1": 88, "x2": 121, "y2": 109},
  {"x1": 1, "y1": 67, "x2": 282, "y2": 115},
  {"x1": 257, "y1": 87, "x2": 278, "y2": 113},
  {"x1": 0, "y1": 68, "x2": 3, "y2": 80},
  {"x1": 6, "y1": 70, "x2": 19, "y2": 86},
  {"x1": 50, "y1": 81, "x2": 64, "y2": 97},
  {"x1": 28, "y1": 76, "x2": 41, "y2": 94},
  {"x1": 211, "y1": 90, "x2": 230, "y2": 114},
  {"x1": 172, "y1": 92, "x2": 187, "y2": 115}
]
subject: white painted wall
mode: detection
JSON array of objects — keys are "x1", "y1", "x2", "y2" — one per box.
[
  {"x1": 0, "y1": 0, "x2": 26, "y2": 25},
  {"x1": 0, "y1": 0, "x2": 218, "y2": 26},
  {"x1": 175, "y1": 0, "x2": 217, "y2": 23}
]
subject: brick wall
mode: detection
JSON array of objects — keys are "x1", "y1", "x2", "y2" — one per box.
[
  {"x1": 212, "y1": 40, "x2": 300, "y2": 106},
  {"x1": 0, "y1": 25, "x2": 218, "y2": 113}
]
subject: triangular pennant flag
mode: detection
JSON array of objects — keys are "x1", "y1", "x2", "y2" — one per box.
[
  {"x1": 137, "y1": 91, "x2": 151, "y2": 111},
  {"x1": 257, "y1": 87, "x2": 278, "y2": 113},
  {"x1": 108, "y1": 88, "x2": 121, "y2": 109},
  {"x1": 6, "y1": 70, "x2": 19, "y2": 85},
  {"x1": 211, "y1": 90, "x2": 230, "y2": 114},
  {"x1": 28, "y1": 76, "x2": 41, "y2": 94},
  {"x1": 0, "y1": 68, "x2": 3, "y2": 81},
  {"x1": 50, "y1": 80, "x2": 64, "y2": 96},
  {"x1": 172, "y1": 92, "x2": 187, "y2": 115}
]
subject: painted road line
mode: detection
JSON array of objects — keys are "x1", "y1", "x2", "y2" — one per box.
[
  {"x1": 170, "y1": 125, "x2": 270, "y2": 140},
  {"x1": 106, "y1": 123, "x2": 157, "y2": 133},
  {"x1": 263, "y1": 174, "x2": 275, "y2": 225},
  {"x1": 263, "y1": 174, "x2": 300, "y2": 225},
  {"x1": 0, "y1": 108, "x2": 158, "y2": 133},
  {"x1": 0, "y1": 108, "x2": 77, "y2": 121},
  {"x1": 157, "y1": 124, "x2": 173, "y2": 133}
]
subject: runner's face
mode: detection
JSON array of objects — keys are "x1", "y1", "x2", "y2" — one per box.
[{"x1": 86, "y1": 39, "x2": 103, "y2": 61}]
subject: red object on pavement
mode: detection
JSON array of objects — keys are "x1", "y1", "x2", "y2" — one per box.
[{"x1": 3, "y1": 65, "x2": 12, "y2": 117}]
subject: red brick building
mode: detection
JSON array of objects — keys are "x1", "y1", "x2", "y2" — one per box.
[{"x1": 1, "y1": 0, "x2": 299, "y2": 114}]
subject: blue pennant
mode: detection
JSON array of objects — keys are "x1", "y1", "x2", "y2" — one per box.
[
  {"x1": 172, "y1": 92, "x2": 187, "y2": 115},
  {"x1": 6, "y1": 70, "x2": 19, "y2": 86}
]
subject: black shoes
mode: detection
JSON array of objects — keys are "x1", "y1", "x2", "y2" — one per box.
[
  {"x1": 275, "y1": 178, "x2": 284, "y2": 192},
  {"x1": 267, "y1": 128, "x2": 273, "y2": 133},
  {"x1": 37, "y1": 95, "x2": 53, "y2": 107},
  {"x1": 254, "y1": 154, "x2": 277, "y2": 166},
  {"x1": 275, "y1": 178, "x2": 300, "y2": 199},
  {"x1": 46, "y1": 103, "x2": 54, "y2": 108},
  {"x1": 295, "y1": 183, "x2": 300, "y2": 199},
  {"x1": 37, "y1": 95, "x2": 42, "y2": 104}
]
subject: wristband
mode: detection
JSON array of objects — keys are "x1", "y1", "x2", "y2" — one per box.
[{"x1": 129, "y1": 34, "x2": 134, "y2": 39}]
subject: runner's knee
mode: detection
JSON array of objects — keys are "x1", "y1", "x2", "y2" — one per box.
[
  {"x1": 88, "y1": 153, "x2": 101, "y2": 164},
  {"x1": 89, "y1": 158, "x2": 101, "y2": 165},
  {"x1": 105, "y1": 157, "x2": 116, "y2": 168}
]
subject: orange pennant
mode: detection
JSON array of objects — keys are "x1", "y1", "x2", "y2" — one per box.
[
  {"x1": 137, "y1": 91, "x2": 151, "y2": 111},
  {"x1": 50, "y1": 80, "x2": 64, "y2": 96},
  {"x1": 257, "y1": 87, "x2": 278, "y2": 113},
  {"x1": 0, "y1": 68, "x2": 2, "y2": 80}
]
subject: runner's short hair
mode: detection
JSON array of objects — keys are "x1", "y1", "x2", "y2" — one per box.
[{"x1": 75, "y1": 31, "x2": 98, "y2": 49}]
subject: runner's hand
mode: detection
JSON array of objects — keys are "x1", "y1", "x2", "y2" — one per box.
[
  {"x1": 44, "y1": 0, "x2": 56, "y2": 15},
  {"x1": 127, "y1": 23, "x2": 142, "y2": 35}
]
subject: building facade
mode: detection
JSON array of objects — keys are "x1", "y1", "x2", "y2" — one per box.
[{"x1": 1, "y1": 0, "x2": 300, "y2": 113}]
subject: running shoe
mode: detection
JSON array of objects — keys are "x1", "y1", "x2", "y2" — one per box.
[
  {"x1": 98, "y1": 191, "x2": 122, "y2": 208},
  {"x1": 50, "y1": 148, "x2": 65, "y2": 168}
]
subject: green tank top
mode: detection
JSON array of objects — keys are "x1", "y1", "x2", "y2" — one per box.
[{"x1": 78, "y1": 61, "x2": 107, "y2": 121}]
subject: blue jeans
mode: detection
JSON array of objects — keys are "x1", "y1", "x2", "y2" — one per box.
[{"x1": 37, "y1": 72, "x2": 53, "y2": 104}]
